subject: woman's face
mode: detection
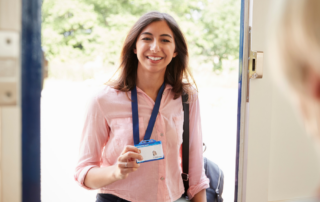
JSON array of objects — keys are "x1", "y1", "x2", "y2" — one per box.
[{"x1": 134, "y1": 20, "x2": 177, "y2": 75}]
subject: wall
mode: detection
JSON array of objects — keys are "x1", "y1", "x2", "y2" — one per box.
[{"x1": 0, "y1": 0, "x2": 21, "y2": 201}]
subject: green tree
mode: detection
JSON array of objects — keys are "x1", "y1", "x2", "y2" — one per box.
[
  {"x1": 42, "y1": 0, "x2": 101, "y2": 62},
  {"x1": 199, "y1": 0, "x2": 240, "y2": 71},
  {"x1": 42, "y1": 0, "x2": 240, "y2": 73}
]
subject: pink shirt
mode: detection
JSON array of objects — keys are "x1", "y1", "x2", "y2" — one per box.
[{"x1": 74, "y1": 84, "x2": 209, "y2": 202}]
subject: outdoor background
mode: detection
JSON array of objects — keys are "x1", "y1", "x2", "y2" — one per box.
[{"x1": 40, "y1": 0, "x2": 240, "y2": 201}]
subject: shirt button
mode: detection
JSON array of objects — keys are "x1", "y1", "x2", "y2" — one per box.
[
  {"x1": 160, "y1": 133, "x2": 164, "y2": 137},
  {"x1": 160, "y1": 177, "x2": 165, "y2": 180}
]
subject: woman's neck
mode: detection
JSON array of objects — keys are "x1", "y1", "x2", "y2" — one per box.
[{"x1": 136, "y1": 67, "x2": 165, "y2": 102}]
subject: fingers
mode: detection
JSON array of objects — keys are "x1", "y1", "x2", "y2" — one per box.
[
  {"x1": 118, "y1": 151, "x2": 143, "y2": 162},
  {"x1": 119, "y1": 145, "x2": 143, "y2": 162},
  {"x1": 114, "y1": 145, "x2": 143, "y2": 180},
  {"x1": 121, "y1": 145, "x2": 141, "y2": 155},
  {"x1": 115, "y1": 161, "x2": 140, "y2": 180}
]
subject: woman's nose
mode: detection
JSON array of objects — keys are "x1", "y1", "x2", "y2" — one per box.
[{"x1": 150, "y1": 41, "x2": 160, "y2": 53}]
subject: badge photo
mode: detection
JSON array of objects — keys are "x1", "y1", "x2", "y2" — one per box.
[{"x1": 135, "y1": 139, "x2": 164, "y2": 163}]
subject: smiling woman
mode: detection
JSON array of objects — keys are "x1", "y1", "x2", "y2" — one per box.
[
  {"x1": 74, "y1": 11, "x2": 209, "y2": 202},
  {"x1": 107, "y1": 12, "x2": 196, "y2": 100},
  {"x1": 134, "y1": 21, "x2": 178, "y2": 101}
]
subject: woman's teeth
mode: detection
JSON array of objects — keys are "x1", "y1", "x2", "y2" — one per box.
[{"x1": 148, "y1": 56, "x2": 162, "y2": 61}]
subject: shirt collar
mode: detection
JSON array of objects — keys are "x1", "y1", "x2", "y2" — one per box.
[{"x1": 136, "y1": 83, "x2": 173, "y2": 94}]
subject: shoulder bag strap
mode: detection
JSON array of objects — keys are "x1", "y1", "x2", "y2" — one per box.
[{"x1": 182, "y1": 93, "x2": 189, "y2": 197}]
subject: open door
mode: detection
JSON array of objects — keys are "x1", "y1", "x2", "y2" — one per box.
[
  {"x1": 0, "y1": 0, "x2": 42, "y2": 201},
  {"x1": 236, "y1": 0, "x2": 320, "y2": 202}
]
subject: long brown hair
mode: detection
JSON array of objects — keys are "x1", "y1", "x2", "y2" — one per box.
[{"x1": 108, "y1": 11, "x2": 197, "y2": 99}]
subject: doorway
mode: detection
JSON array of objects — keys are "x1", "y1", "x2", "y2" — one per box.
[{"x1": 40, "y1": 0, "x2": 241, "y2": 201}]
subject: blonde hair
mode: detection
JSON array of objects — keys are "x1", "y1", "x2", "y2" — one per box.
[{"x1": 268, "y1": 0, "x2": 320, "y2": 138}]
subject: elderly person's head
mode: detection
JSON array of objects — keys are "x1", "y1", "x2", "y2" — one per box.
[{"x1": 268, "y1": 0, "x2": 320, "y2": 140}]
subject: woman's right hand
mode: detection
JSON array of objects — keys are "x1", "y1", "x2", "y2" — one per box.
[{"x1": 113, "y1": 145, "x2": 143, "y2": 180}]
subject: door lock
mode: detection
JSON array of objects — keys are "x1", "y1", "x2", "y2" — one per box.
[{"x1": 248, "y1": 51, "x2": 263, "y2": 79}]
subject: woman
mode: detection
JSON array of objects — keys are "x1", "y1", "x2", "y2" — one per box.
[
  {"x1": 268, "y1": 0, "x2": 320, "y2": 199},
  {"x1": 74, "y1": 12, "x2": 209, "y2": 202},
  {"x1": 268, "y1": 0, "x2": 320, "y2": 143}
]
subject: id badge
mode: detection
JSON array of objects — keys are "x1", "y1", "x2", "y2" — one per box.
[{"x1": 135, "y1": 139, "x2": 164, "y2": 163}]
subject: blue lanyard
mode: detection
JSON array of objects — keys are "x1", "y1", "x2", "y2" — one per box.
[{"x1": 131, "y1": 82, "x2": 165, "y2": 145}]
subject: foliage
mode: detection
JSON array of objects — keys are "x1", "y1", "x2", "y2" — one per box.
[
  {"x1": 42, "y1": 0, "x2": 240, "y2": 73},
  {"x1": 200, "y1": 0, "x2": 240, "y2": 71}
]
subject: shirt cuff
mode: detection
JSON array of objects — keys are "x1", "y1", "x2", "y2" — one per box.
[
  {"x1": 187, "y1": 178, "x2": 210, "y2": 200},
  {"x1": 75, "y1": 165, "x2": 98, "y2": 190}
]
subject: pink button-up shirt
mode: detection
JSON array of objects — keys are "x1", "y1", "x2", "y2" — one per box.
[{"x1": 74, "y1": 84, "x2": 209, "y2": 202}]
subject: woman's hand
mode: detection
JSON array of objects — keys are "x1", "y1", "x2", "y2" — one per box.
[
  {"x1": 84, "y1": 145, "x2": 143, "y2": 189},
  {"x1": 113, "y1": 145, "x2": 143, "y2": 180}
]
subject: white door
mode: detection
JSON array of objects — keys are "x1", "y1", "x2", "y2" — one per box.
[{"x1": 237, "y1": 0, "x2": 320, "y2": 202}]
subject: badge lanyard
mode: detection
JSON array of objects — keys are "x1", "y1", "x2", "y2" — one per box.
[{"x1": 131, "y1": 82, "x2": 165, "y2": 145}]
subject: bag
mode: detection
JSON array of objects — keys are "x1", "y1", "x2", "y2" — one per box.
[
  {"x1": 180, "y1": 93, "x2": 224, "y2": 202},
  {"x1": 204, "y1": 157, "x2": 224, "y2": 202}
]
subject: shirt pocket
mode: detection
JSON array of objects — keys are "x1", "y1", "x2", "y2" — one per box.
[
  {"x1": 173, "y1": 113, "x2": 184, "y2": 145},
  {"x1": 109, "y1": 117, "x2": 145, "y2": 159}
]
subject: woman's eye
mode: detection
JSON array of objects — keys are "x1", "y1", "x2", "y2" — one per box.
[
  {"x1": 162, "y1": 39, "x2": 170, "y2": 42},
  {"x1": 142, "y1": 38, "x2": 151, "y2": 41}
]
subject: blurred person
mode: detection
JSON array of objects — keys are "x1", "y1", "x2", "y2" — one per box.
[
  {"x1": 74, "y1": 11, "x2": 209, "y2": 202},
  {"x1": 268, "y1": 0, "x2": 320, "y2": 200}
]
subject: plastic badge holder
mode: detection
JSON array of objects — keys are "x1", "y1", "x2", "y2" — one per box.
[{"x1": 135, "y1": 139, "x2": 164, "y2": 163}]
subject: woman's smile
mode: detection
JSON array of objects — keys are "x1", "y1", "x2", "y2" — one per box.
[{"x1": 146, "y1": 55, "x2": 164, "y2": 63}]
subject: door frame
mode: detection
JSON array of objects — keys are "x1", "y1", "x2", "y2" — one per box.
[
  {"x1": 21, "y1": 0, "x2": 42, "y2": 201},
  {"x1": 234, "y1": 0, "x2": 250, "y2": 201},
  {"x1": 20, "y1": 0, "x2": 249, "y2": 201}
]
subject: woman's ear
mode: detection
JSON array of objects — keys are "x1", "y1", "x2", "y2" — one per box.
[
  {"x1": 133, "y1": 48, "x2": 137, "y2": 54},
  {"x1": 306, "y1": 67, "x2": 320, "y2": 101},
  {"x1": 173, "y1": 51, "x2": 178, "y2": 58}
]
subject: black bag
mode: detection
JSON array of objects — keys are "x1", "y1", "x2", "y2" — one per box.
[{"x1": 180, "y1": 93, "x2": 224, "y2": 202}]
